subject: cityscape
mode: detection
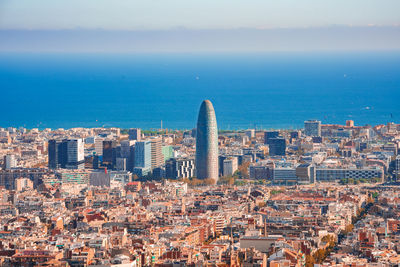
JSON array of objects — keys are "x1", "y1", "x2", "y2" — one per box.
[
  {"x1": 0, "y1": 99, "x2": 399, "y2": 266},
  {"x1": 1, "y1": 1, "x2": 400, "y2": 267}
]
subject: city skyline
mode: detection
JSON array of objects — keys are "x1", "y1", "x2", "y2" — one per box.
[
  {"x1": 1, "y1": 109, "x2": 400, "y2": 266},
  {"x1": 0, "y1": 1, "x2": 399, "y2": 266}
]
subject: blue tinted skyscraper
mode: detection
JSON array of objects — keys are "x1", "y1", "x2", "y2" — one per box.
[
  {"x1": 264, "y1": 131, "x2": 280, "y2": 145},
  {"x1": 48, "y1": 139, "x2": 64, "y2": 169},
  {"x1": 128, "y1": 128, "x2": 141, "y2": 141},
  {"x1": 195, "y1": 100, "x2": 218, "y2": 181},
  {"x1": 48, "y1": 139, "x2": 84, "y2": 169},
  {"x1": 268, "y1": 137, "x2": 286, "y2": 156},
  {"x1": 134, "y1": 141, "x2": 151, "y2": 176}
]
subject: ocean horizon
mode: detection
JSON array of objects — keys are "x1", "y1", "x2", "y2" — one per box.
[{"x1": 1, "y1": 51, "x2": 399, "y2": 130}]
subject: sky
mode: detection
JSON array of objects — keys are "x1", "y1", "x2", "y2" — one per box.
[
  {"x1": 0, "y1": 0, "x2": 399, "y2": 30},
  {"x1": 0, "y1": 1, "x2": 399, "y2": 52}
]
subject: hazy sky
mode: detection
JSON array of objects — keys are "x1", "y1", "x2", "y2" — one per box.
[{"x1": 1, "y1": 0, "x2": 400, "y2": 30}]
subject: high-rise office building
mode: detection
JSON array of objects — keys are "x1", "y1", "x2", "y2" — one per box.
[
  {"x1": 65, "y1": 139, "x2": 85, "y2": 169},
  {"x1": 112, "y1": 146, "x2": 121, "y2": 169},
  {"x1": 94, "y1": 137, "x2": 104, "y2": 156},
  {"x1": 119, "y1": 140, "x2": 135, "y2": 171},
  {"x1": 150, "y1": 137, "x2": 163, "y2": 169},
  {"x1": 195, "y1": 100, "x2": 218, "y2": 181},
  {"x1": 264, "y1": 131, "x2": 280, "y2": 145},
  {"x1": 48, "y1": 139, "x2": 64, "y2": 169},
  {"x1": 128, "y1": 128, "x2": 141, "y2": 141},
  {"x1": 134, "y1": 141, "x2": 151, "y2": 176},
  {"x1": 120, "y1": 140, "x2": 134, "y2": 158},
  {"x1": 128, "y1": 145, "x2": 135, "y2": 172},
  {"x1": 93, "y1": 155, "x2": 100, "y2": 169},
  {"x1": 102, "y1": 140, "x2": 116, "y2": 167},
  {"x1": 134, "y1": 141, "x2": 151, "y2": 168},
  {"x1": 269, "y1": 137, "x2": 286, "y2": 156},
  {"x1": 48, "y1": 139, "x2": 83, "y2": 169},
  {"x1": 304, "y1": 120, "x2": 321, "y2": 137},
  {"x1": 396, "y1": 155, "x2": 400, "y2": 180}
]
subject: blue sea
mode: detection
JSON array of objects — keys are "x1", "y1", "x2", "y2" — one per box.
[{"x1": 1, "y1": 52, "x2": 399, "y2": 130}]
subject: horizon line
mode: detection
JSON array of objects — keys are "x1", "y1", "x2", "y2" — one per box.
[{"x1": 1, "y1": 24, "x2": 400, "y2": 31}]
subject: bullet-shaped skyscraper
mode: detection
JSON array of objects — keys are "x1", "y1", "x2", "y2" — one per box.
[{"x1": 195, "y1": 100, "x2": 219, "y2": 181}]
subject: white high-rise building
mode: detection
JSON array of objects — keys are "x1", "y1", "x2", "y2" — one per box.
[
  {"x1": 150, "y1": 137, "x2": 163, "y2": 169},
  {"x1": 66, "y1": 139, "x2": 84, "y2": 169}
]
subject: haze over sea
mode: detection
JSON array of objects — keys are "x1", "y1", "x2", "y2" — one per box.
[{"x1": 1, "y1": 52, "x2": 399, "y2": 130}]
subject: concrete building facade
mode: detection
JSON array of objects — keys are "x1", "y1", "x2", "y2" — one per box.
[{"x1": 304, "y1": 120, "x2": 321, "y2": 137}]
